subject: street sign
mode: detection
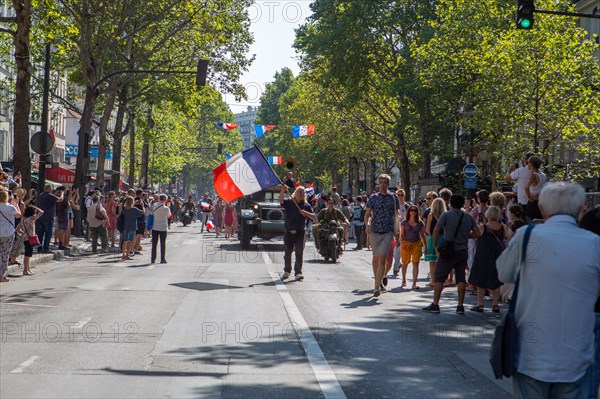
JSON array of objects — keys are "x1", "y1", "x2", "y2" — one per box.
[
  {"x1": 463, "y1": 163, "x2": 478, "y2": 178},
  {"x1": 464, "y1": 177, "x2": 477, "y2": 189},
  {"x1": 30, "y1": 131, "x2": 55, "y2": 154}
]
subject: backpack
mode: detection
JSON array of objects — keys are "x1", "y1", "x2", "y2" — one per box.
[{"x1": 352, "y1": 205, "x2": 365, "y2": 223}]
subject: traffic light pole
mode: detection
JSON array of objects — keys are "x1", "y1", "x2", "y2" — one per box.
[{"x1": 534, "y1": 9, "x2": 600, "y2": 19}]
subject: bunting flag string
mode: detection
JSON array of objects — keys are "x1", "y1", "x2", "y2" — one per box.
[
  {"x1": 292, "y1": 125, "x2": 315, "y2": 138},
  {"x1": 215, "y1": 122, "x2": 239, "y2": 130},
  {"x1": 267, "y1": 156, "x2": 282, "y2": 165},
  {"x1": 254, "y1": 125, "x2": 277, "y2": 138}
]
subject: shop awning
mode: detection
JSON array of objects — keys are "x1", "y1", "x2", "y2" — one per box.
[{"x1": 45, "y1": 166, "x2": 75, "y2": 185}]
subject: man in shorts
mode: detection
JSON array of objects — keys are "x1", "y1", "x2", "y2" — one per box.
[
  {"x1": 423, "y1": 194, "x2": 480, "y2": 314},
  {"x1": 364, "y1": 174, "x2": 400, "y2": 297}
]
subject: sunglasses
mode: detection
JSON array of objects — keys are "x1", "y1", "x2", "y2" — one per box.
[
  {"x1": 409, "y1": 209, "x2": 417, "y2": 212},
  {"x1": 426, "y1": 197, "x2": 432, "y2": 200}
]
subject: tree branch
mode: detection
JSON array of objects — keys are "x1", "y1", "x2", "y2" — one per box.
[{"x1": 0, "y1": 27, "x2": 16, "y2": 35}]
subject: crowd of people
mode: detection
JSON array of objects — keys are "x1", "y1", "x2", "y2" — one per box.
[{"x1": 276, "y1": 151, "x2": 600, "y2": 399}]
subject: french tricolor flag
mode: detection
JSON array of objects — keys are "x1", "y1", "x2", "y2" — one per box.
[
  {"x1": 305, "y1": 182, "x2": 315, "y2": 196},
  {"x1": 215, "y1": 122, "x2": 238, "y2": 130},
  {"x1": 292, "y1": 125, "x2": 315, "y2": 138},
  {"x1": 254, "y1": 125, "x2": 277, "y2": 138},
  {"x1": 200, "y1": 200, "x2": 211, "y2": 211},
  {"x1": 206, "y1": 218, "x2": 215, "y2": 231},
  {"x1": 213, "y1": 146, "x2": 281, "y2": 202},
  {"x1": 268, "y1": 156, "x2": 282, "y2": 165}
]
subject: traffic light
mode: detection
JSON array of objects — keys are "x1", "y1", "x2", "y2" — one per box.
[
  {"x1": 217, "y1": 143, "x2": 223, "y2": 154},
  {"x1": 517, "y1": 0, "x2": 535, "y2": 29},
  {"x1": 312, "y1": 146, "x2": 318, "y2": 155},
  {"x1": 196, "y1": 59, "x2": 208, "y2": 87}
]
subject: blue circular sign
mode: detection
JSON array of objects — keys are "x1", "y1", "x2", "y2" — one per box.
[{"x1": 463, "y1": 163, "x2": 478, "y2": 178}]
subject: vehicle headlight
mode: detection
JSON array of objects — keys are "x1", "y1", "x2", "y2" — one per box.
[
  {"x1": 242, "y1": 210, "x2": 255, "y2": 217},
  {"x1": 253, "y1": 204, "x2": 259, "y2": 210}
]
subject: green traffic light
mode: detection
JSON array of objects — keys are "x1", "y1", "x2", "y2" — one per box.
[{"x1": 519, "y1": 18, "x2": 532, "y2": 28}]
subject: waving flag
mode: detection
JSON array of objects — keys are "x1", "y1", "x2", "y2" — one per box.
[
  {"x1": 254, "y1": 125, "x2": 277, "y2": 138},
  {"x1": 305, "y1": 182, "x2": 315, "y2": 196},
  {"x1": 200, "y1": 200, "x2": 211, "y2": 211},
  {"x1": 292, "y1": 125, "x2": 315, "y2": 138},
  {"x1": 215, "y1": 122, "x2": 238, "y2": 130},
  {"x1": 206, "y1": 218, "x2": 215, "y2": 231},
  {"x1": 213, "y1": 146, "x2": 281, "y2": 202},
  {"x1": 268, "y1": 156, "x2": 282, "y2": 165}
]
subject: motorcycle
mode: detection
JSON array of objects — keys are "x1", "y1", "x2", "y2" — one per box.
[
  {"x1": 317, "y1": 220, "x2": 344, "y2": 263},
  {"x1": 181, "y1": 209, "x2": 193, "y2": 226}
]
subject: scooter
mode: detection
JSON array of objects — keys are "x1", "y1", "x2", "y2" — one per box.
[
  {"x1": 181, "y1": 210, "x2": 193, "y2": 226},
  {"x1": 317, "y1": 220, "x2": 344, "y2": 263}
]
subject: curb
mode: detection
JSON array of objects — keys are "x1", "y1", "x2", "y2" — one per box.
[{"x1": 7, "y1": 239, "x2": 94, "y2": 276}]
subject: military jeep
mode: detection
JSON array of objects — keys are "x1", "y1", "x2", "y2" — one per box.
[{"x1": 237, "y1": 186, "x2": 286, "y2": 249}]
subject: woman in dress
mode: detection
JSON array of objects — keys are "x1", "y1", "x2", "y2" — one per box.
[
  {"x1": 105, "y1": 191, "x2": 118, "y2": 248},
  {"x1": 224, "y1": 202, "x2": 235, "y2": 240},
  {"x1": 424, "y1": 198, "x2": 446, "y2": 287},
  {"x1": 0, "y1": 190, "x2": 21, "y2": 282},
  {"x1": 468, "y1": 206, "x2": 507, "y2": 313},
  {"x1": 213, "y1": 197, "x2": 225, "y2": 238}
]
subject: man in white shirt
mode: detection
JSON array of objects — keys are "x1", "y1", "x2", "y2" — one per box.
[
  {"x1": 151, "y1": 194, "x2": 171, "y2": 264},
  {"x1": 497, "y1": 182, "x2": 600, "y2": 398},
  {"x1": 505, "y1": 151, "x2": 536, "y2": 207}
]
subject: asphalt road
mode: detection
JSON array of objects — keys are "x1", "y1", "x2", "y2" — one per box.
[{"x1": 0, "y1": 223, "x2": 513, "y2": 398}]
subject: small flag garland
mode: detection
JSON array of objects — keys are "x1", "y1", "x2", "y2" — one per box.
[
  {"x1": 215, "y1": 122, "x2": 238, "y2": 130},
  {"x1": 267, "y1": 156, "x2": 282, "y2": 165},
  {"x1": 292, "y1": 125, "x2": 315, "y2": 138},
  {"x1": 254, "y1": 125, "x2": 277, "y2": 138}
]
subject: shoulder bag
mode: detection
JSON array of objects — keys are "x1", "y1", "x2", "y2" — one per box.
[
  {"x1": 437, "y1": 212, "x2": 465, "y2": 259},
  {"x1": 489, "y1": 224, "x2": 534, "y2": 379},
  {"x1": 24, "y1": 222, "x2": 40, "y2": 247},
  {"x1": 95, "y1": 205, "x2": 107, "y2": 221}
]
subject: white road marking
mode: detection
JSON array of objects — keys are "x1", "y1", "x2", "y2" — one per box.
[
  {"x1": 269, "y1": 272, "x2": 346, "y2": 399},
  {"x1": 259, "y1": 245, "x2": 272, "y2": 264},
  {"x1": 122, "y1": 287, "x2": 130, "y2": 291},
  {"x1": 0, "y1": 302, "x2": 58, "y2": 308},
  {"x1": 11, "y1": 356, "x2": 40, "y2": 374},
  {"x1": 73, "y1": 317, "x2": 92, "y2": 329}
]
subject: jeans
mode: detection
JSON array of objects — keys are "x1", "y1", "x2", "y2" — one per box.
[
  {"x1": 90, "y1": 225, "x2": 108, "y2": 252},
  {"x1": 151, "y1": 230, "x2": 167, "y2": 262},
  {"x1": 283, "y1": 229, "x2": 306, "y2": 275},
  {"x1": 513, "y1": 372, "x2": 584, "y2": 399},
  {"x1": 35, "y1": 219, "x2": 53, "y2": 252}
]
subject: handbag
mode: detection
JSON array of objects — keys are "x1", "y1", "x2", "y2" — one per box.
[
  {"x1": 489, "y1": 224, "x2": 534, "y2": 379},
  {"x1": 437, "y1": 212, "x2": 464, "y2": 258},
  {"x1": 95, "y1": 205, "x2": 107, "y2": 221},
  {"x1": 24, "y1": 223, "x2": 40, "y2": 247}
]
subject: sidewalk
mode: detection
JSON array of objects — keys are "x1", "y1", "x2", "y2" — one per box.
[{"x1": 7, "y1": 235, "x2": 93, "y2": 276}]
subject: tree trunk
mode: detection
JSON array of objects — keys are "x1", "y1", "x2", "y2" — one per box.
[
  {"x1": 140, "y1": 139, "x2": 149, "y2": 188},
  {"x1": 95, "y1": 88, "x2": 117, "y2": 192},
  {"x1": 72, "y1": 85, "x2": 98, "y2": 236},
  {"x1": 11, "y1": 0, "x2": 32, "y2": 189},
  {"x1": 395, "y1": 128, "x2": 412, "y2": 201},
  {"x1": 128, "y1": 118, "x2": 136, "y2": 187},
  {"x1": 109, "y1": 89, "x2": 128, "y2": 191}
]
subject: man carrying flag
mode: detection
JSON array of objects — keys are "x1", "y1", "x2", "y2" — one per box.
[
  {"x1": 279, "y1": 184, "x2": 316, "y2": 282},
  {"x1": 199, "y1": 193, "x2": 213, "y2": 232}
]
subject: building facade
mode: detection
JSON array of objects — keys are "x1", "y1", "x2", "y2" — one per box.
[{"x1": 234, "y1": 106, "x2": 258, "y2": 149}]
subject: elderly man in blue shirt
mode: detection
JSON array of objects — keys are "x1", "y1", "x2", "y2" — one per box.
[{"x1": 497, "y1": 182, "x2": 600, "y2": 399}]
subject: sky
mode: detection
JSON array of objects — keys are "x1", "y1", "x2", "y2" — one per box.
[{"x1": 223, "y1": 1, "x2": 314, "y2": 115}]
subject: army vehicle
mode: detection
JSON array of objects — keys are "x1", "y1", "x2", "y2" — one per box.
[{"x1": 237, "y1": 186, "x2": 286, "y2": 249}]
